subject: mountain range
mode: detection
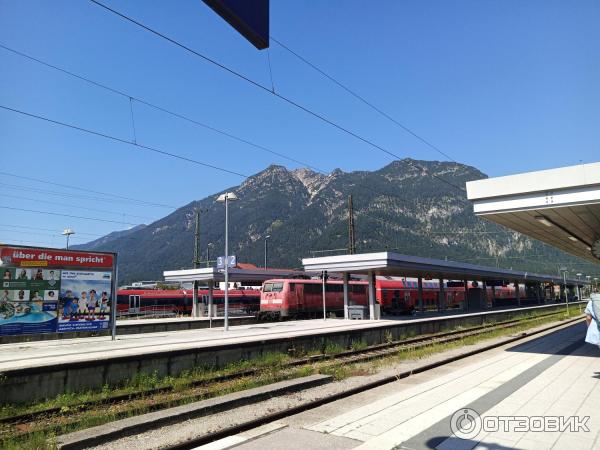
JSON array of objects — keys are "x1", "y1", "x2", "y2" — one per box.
[{"x1": 73, "y1": 159, "x2": 596, "y2": 283}]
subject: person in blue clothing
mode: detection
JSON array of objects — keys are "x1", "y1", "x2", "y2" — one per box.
[
  {"x1": 584, "y1": 293, "x2": 600, "y2": 348},
  {"x1": 62, "y1": 290, "x2": 74, "y2": 319}
]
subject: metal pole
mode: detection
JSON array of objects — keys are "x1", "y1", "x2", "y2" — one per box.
[
  {"x1": 563, "y1": 271, "x2": 569, "y2": 316},
  {"x1": 208, "y1": 280, "x2": 214, "y2": 327},
  {"x1": 417, "y1": 277, "x2": 423, "y2": 313},
  {"x1": 224, "y1": 196, "x2": 229, "y2": 331},
  {"x1": 368, "y1": 271, "x2": 376, "y2": 320},
  {"x1": 264, "y1": 237, "x2": 268, "y2": 269},
  {"x1": 193, "y1": 210, "x2": 200, "y2": 318},
  {"x1": 322, "y1": 270, "x2": 327, "y2": 320},
  {"x1": 438, "y1": 278, "x2": 445, "y2": 311},
  {"x1": 343, "y1": 272, "x2": 349, "y2": 319},
  {"x1": 66, "y1": 234, "x2": 70, "y2": 250},
  {"x1": 111, "y1": 252, "x2": 118, "y2": 341}
]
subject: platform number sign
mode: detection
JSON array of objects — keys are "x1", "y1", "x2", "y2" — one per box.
[{"x1": 217, "y1": 255, "x2": 237, "y2": 269}]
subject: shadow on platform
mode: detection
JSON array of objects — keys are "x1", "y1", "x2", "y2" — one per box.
[
  {"x1": 425, "y1": 436, "x2": 519, "y2": 450},
  {"x1": 503, "y1": 321, "x2": 600, "y2": 358}
]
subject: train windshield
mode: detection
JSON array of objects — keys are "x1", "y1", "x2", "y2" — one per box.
[{"x1": 263, "y1": 282, "x2": 284, "y2": 293}]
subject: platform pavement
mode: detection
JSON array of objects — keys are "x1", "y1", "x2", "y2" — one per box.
[
  {"x1": 300, "y1": 323, "x2": 599, "y2": 450},
  {"x1": 0, "y1": 303, "x2": 574, "y2": 372},
  {"x1": 219, "y1": 322, "x2": 598, "y2": 450}
]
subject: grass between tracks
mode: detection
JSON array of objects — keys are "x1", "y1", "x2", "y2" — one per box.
[{"x1": 0, "y1": 307, "x2": 584, "y2": 450}]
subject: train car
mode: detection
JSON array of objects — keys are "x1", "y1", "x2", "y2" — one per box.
[
  {"x1": 259, "y1": 278, "x2": 369, "y2": 319},
  {"x1": 116, "y1": 288, "x2": 261, "y2": 317},
  {"x1": 377, "y1": 277, "x2": 466, "y2": 314},
  {"x1": 260, "y1": 277, "x2": 469, "y2": 319},
  {"x1": 259, "y1": 277, "x2": 525, "y2": 319}
]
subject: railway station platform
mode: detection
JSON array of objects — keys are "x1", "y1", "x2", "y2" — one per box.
[
  {"x1": 0, "y1": 302, "x2": 583, "y2": 404},
  {"x1": 229, "y1": 321, "x2": 600, "y2": 450}
]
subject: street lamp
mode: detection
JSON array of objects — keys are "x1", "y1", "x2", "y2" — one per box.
[
  {"x1": 264, "y1": 235, "x2": 271, "y2": 269},
  {"x1": 216, "y1": 192, "x2": 238, "y2": 331},
  {"x1": 62, "y1": 228, "x2": 75, "y2": 250}
]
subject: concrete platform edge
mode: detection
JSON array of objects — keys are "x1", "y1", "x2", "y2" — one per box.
[{"x1": 55, "y1": 374, "x2": 333, "y2": 450}]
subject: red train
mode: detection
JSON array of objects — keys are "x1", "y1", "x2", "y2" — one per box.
[
  {"x1": 116, "y1": 288, "x2": 261, "y2": 317},
  {"x1": 259, "y1": 277, "x2": 524, "y2": 319}
]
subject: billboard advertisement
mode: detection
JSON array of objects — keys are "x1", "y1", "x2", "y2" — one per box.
[{"x1": 0, "y1": 245, "x2": 117, "y2": 337}]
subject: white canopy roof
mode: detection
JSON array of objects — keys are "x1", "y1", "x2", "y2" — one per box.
[{"x1": 466, "y1": 162, "x2": 600, "y2": 265}]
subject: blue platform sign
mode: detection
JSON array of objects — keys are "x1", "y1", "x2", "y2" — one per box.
[{"x1": 216, "y1": 255, "x2": 236, "y2": 269}]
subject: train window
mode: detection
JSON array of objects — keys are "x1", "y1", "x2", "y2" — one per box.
[
  {"x1": 304, "y1": 284, "x2": 321, "y2": 295},
  {"x1": 326, "y1": 284, "x2": 343, "y2": 293},
  {"x1": 263, "y1": 282, "x2": 284, "y2": 293},
  {"x1": 351, "y1": 285, "x2": 366, "y2": 294}
]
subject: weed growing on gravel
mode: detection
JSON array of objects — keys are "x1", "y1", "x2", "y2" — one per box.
[
  {"x1": 323, "y1": 341, "x2": 345, "y2": 355},
  {"x1": 350, "y1": 340, "x2": 368, "y2": 351}
]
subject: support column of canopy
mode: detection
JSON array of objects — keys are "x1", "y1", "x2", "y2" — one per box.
[
  {"x1": 368, "y1": 271, "x2": 376, "y2": 320},
  {"x1": 208, "y1": 281, "x2": 214, "y2": 317},
  {"x1": 192, "y1": 281, "x2": 199, "y2": 318},
  {"x1": 417, "y1": 277, "x2": 424, "y2": 313},
  {"x1": 438, "y1": 278, "x2": 445, "y2": 311},
  {"x1": 463, "y1": 279, "x2": 469, "y2": 311},
  {"x1": 343, "y1": 272, "x2": 349, "y2": 319},
  {"x1": 482, "y1": 281, "x2": 488, "y2": 308},
  {"x1": 515, "y1": 281, "x2": 521, "y2": 307}
]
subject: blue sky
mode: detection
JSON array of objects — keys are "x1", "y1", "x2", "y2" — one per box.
[{"x1": 1, "y1": 0, "x2": 599, "y2": 247}]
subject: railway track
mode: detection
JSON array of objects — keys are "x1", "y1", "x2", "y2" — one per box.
[
  {"x1": 163, "y1": 314, "x2": 585, "y2": 450},
  {"x1": 0, "y1": 309, "x2": 580, "y2": 447}
]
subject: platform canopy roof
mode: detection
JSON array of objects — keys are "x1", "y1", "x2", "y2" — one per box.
[
  {"x1": 466, "y1": 162, "x2": 600, "y2": 265},
  {"x1": 302, "y1": 252, "x2": 585, "y2": 285},
  {"x1": 163, "y1": 266, "x2": 305, "y2": 284}
]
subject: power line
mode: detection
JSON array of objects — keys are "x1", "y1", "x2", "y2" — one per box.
[
  {"x1": 0, "y1": 104, "x2": 247, "y2": 178},
  {"x1": 0, "y1": 228, "x2": 90, "y2": 240},
  {"x1": 270, "y1": 36, "x2": 458, "y2": 164},
  {"x1": 87, "y1": 0, "x2": 467, "y2": 194},
  {"x1": 0, "y1": 170, "x2": 175, "y2": 208},
  {"x1": 0, "y1": 182, "x2": 171, "y2": 207},
  {"x1": 1, "y1": 193, "x2": 153, "y2": 220},
  {"x1": 0, "y1": 106, "x2": 442, "y2": 236},
  {"x1": 0, "y1": 205, "x2": 140, "y2": 225},
  {"x1": 0, "y1": 43, "x2": 466, "y2": 232},
  {"x1": 0, "y1": 223, "x2": 104, "y2": 236},
  {"x1": 0, "y1": 43, "x2": 324, "y2": 173}
]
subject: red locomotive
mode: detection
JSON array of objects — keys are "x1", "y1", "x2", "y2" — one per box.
[
  {"x1": 259, "y1": 277, "x2": 523, "y2": 319},
  {"x1": 116, "y1": 288, "x2": 261, "y2": 317}
]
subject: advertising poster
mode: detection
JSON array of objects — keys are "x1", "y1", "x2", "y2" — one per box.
[
  {"x1": 0, "y1": 245, "x2": 116, "y2": 337},
  {"x1": 58, "y1": 271, "x2": 112, "y2": 332}
]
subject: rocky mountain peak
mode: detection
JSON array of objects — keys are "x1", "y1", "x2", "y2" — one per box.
[{"x1": 75, "y1": 159, "x2": 592, "y2": 282}]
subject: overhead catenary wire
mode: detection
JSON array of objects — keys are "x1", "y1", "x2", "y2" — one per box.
[
  {"x1": 0, "y1": 43, "x2": 470, "y2": 233},
  {"x1": 1, "y1": 43, "x2": 500, "y2": 245},
  {"x1": 0, "y1": 170, "x2": 175, "y2": 209},
  {"x1": 0, "y1": 205, "x2": 140, "y2": 226},
  {"x1": 0, "y1": 182, "x2": 175, "y2": 208},
  {"x1": 0, "y1": 223, "x2": 105, "y2": 237},
  {"x1": 87, "y1": 0, "x2": 467, "y2": 195},
  {"x1": 270, "y1": 36, "x2": 458, "y2": 164},
  {"x1": 1, "y1": 193, "x2": 153, "y2": 220},
  {"x1": 0, "y1": 43, "x2": 323, "y2": 174},
  {"x1": 0, "y1": 228, "x2": 92, "y2": 241},
  {"x1": 0, "y1": 104, "x2": 248, "y2": 178}
]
